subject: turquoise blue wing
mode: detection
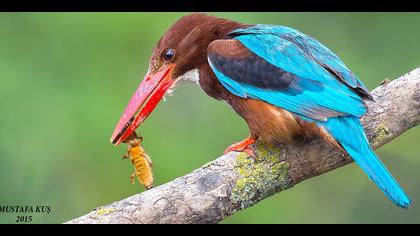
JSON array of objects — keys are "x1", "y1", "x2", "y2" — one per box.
[
  {"x1": 208, "y1": 35, "x2": 366, "y2": 122},
  {"x1": 228, "y1": 25, "x2": 372, "y2": 99}
]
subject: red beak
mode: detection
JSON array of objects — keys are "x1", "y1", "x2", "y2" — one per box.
[{"x1": 110, "y1": 65, "x2": 175, "y2": 145}]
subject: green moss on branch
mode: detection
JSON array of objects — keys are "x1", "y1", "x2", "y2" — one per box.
[
  {"x1": 372, "y1": 124, "x2": 391, "y2": 146},
  {"x1": 230, "y1": 143, "x2": 292, "y2": 209}
]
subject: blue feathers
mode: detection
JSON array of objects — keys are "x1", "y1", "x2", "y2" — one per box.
[
  {"x1": 323, "y1": 116, "x2": 410, "y2": 208},
  {"x1": 229, "y1": 25, "x2": 372, "y2": 98},
  {"x1": 232, "y1": 31, "x2": 367, "y2": 119},
  {"x1": 207, "y1": 24, "x2": 410, "y2": 208}
]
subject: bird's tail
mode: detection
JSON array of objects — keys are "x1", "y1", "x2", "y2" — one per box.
[{"x1": 323, "y1": 116, "x2": 410, "y2": 208}]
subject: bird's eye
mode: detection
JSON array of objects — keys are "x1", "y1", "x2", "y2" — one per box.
[{"x1": 162, "y1": 49, "x2": 175, "y2": 62}]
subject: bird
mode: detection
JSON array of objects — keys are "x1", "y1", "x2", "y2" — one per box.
[{"x1": 110, "y1": 13, "x2": 410, "y2": 208}]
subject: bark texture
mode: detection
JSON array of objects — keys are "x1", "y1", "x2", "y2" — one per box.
[{"x1": 67, "y1": 68, "x2": 420, "y2": 224}]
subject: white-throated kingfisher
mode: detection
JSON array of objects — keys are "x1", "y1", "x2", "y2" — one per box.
[{"x1": 110, "y1": 13, "x2": 410, "y2": 208}]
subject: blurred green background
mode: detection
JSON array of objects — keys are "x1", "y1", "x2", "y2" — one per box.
[{"x1": 0, "y1": 13, "x2": 419, "y2": 224}]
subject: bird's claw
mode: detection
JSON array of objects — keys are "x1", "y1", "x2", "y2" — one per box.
[
  {"x1": 243, "y1": 148, "x2": 255, "y2": 157},
  {"x1": 224, "y1": 136, "x2": 256, "y2": 156}
]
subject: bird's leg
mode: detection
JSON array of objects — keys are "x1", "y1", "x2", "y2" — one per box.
[{"x1": 224, "y1": 136, "x2": 256, "y2": 156}]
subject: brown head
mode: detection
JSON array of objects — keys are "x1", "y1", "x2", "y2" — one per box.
[{"x1": 110, "y1": 13, "x2": 244, "y2": 145}]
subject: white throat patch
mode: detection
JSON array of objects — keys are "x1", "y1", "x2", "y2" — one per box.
[
  {"x1": 164, "y1": 69, "x2": 200, "y2": 101},
  {"x1": 176, "y1": 68, "x2": 200, "y2": 85}
]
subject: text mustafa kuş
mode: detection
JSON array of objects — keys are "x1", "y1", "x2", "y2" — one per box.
[{"x1": 0, "y1": 205, "x2": 51, "y2": 214}]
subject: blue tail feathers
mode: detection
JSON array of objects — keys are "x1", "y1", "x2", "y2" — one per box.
[{"x1": 323, "y1": 116, "x2": 411, "y2": 208}]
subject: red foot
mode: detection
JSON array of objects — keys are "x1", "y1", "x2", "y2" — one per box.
[{"x1": 224, "y1": 136, "x2": 256, "y2": 156}]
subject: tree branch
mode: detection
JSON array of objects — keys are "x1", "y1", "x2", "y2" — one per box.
[{"x1": 67, "y1": 68, "x2": 420, "y2": 224}]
